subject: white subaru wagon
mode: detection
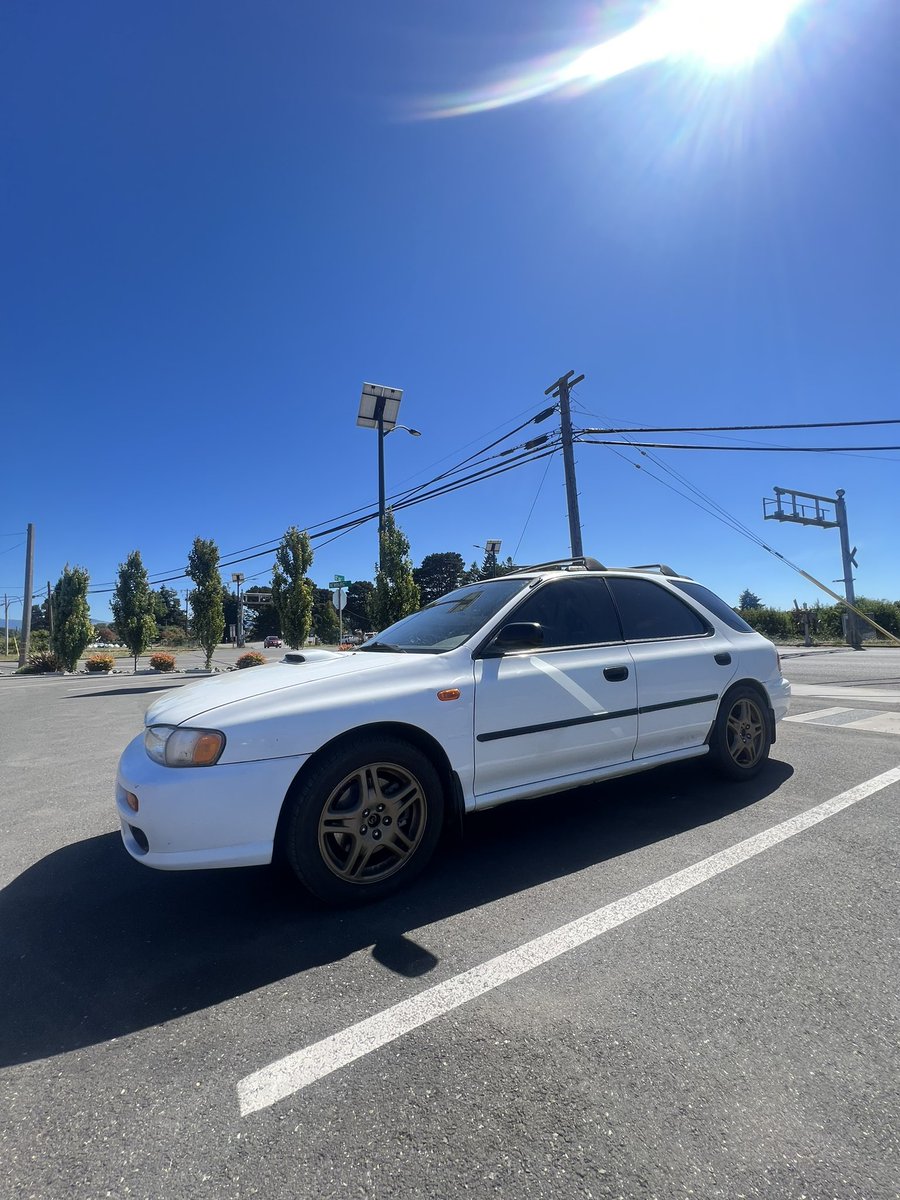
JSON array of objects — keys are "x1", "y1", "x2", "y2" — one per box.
[{"x1": 116, "y1": 558, "x2": 791, "y2": 904}]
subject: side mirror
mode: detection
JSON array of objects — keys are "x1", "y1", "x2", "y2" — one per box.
[{"x1": 485, "y1": 622, "x2": 544, "y2": 655}]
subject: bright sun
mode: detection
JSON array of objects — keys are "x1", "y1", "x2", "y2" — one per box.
[
  {"x1": 664, "y1": 0, "x2": 806, "y2": 68},
  {"x1": 419, "y1": 0, "x2": 806, "y2": 118}
]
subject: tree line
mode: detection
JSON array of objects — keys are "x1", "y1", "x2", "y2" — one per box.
[{"x1": 27, "y1": 510, "x2": 519, "y2": 672}]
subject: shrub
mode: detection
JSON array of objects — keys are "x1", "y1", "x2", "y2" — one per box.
[
  {"x1": 236, "y1": 651, "x2": 266, "y2": 669},
  {"x1": 85, "y1": 653, "x2": 115, "y2": 673},
  {"x1": 855, "y1": 598, "x2": 900, "y2": 640},
  {"x1": 739, "y1": 606, "x2": 794, "y2": 640},
  {"x1": 29, "y1": 629, "x2": 51, "y2": 652},
  {"x1": 18, "y1": 650, "x2": 62, "y2": 674},
  {"x1": 94, "y1": 625, "x2": 117, "y2": 644},
  {"x1": 149, "y1": 652, "x2": 176, "y2": 673},
  {"x1": 158, "y1": 625, "x2": 188, "y2": 647}
]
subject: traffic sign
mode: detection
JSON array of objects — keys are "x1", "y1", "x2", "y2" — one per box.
[{"x1": 331, "y1": 590, "x2": 347, "y2": 611}]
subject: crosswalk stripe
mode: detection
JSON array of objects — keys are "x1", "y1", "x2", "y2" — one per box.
[
  {"x1": 784, "y1": 706, "x2": 852, "y2": 724},
  {"x1": 846, "y1": 713, "x2": 900, "y2": 735},
  {"x1": 785, "y1": 707, "x2": 900, "y2": 735}
]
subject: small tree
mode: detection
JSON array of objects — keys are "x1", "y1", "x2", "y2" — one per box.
[
  {"x1": 187, "y1": 538, "x2": 225, "y2": 669},
  {"x1": 372, "y1": 510, "x2": 420, "y2": 630},
  {"x1": 50, "y1": 565, "x2": 94, "y2": 672},
  {"x1": 112, "y1": 550, "x2": 158, "y2": 672},
  {"x1": 271, "y1": 526, "x2": 314, "y2": 649},
  {"x1": 738, "y1": 589, "x2": 763, "y2": 610},
  {"x1": 312, "y1": 587, "x2": 341, "y2": 644}
]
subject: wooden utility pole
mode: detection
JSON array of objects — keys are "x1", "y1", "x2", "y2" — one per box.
[
  {"x1": 17, "y1": 523, "x2": 34, "y2": 669},
  {"x1": 545, "y1": 371, "x2": 585, "y2": 558}
]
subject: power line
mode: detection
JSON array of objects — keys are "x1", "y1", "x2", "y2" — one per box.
[
  {"x1": 579, "y1": 439, "x2": 900, "y2": 453},
  {"x1": 580, "y1": 418, "x2": 900, "y2": 433},
  {"x1": 513, "y1": 450, "x2": 558, "y2": 561},
  {"x1": 90, "y1": 402, "x2": 559, "y2": 589},
  {"x1": 87, "y1": 436, "x2": 560, "y2": 594}
]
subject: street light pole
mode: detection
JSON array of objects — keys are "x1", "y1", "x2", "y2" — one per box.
[
  {"x1": 377, "y1": 405, "x2": 386, "y2": 553},
  {"x1": 357, "y1": 383, "x2": 420, "y2": 572}
]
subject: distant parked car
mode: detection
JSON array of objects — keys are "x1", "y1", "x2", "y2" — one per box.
[
  {"x1": 116, "y1": 556, "x2": 790, "y2": 905},
  {"x1": 264, "y1": 636, "x2": 283, "y2": 648}
]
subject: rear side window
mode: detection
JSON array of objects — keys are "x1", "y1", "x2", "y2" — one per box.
[
  {"x1": 607, "y1": 578, "x2": 709, "y2": 641},
  {"x1": 670, "y1": 581, "x2": 755, "y2": 632},
  {"x1": 508, "y1": 577, "x2": 623, "y2": 648}
]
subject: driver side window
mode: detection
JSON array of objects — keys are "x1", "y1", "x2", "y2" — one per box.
[{"x1": 509, "y1": 578, "x2": 623, "y2": 649}]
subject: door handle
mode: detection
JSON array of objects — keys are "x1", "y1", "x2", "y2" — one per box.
[
  {"x1": 715, "y1": 652, "x2": 732, "y2": 666},
  {"x1": 603, "y1": 666, "x2": 629, "y2": 682}
]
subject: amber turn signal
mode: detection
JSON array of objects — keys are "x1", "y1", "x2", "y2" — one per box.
[{"x1": 436, "y1": 689, "x2": 461, "y2": 702}]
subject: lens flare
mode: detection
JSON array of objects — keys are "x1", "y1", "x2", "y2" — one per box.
[{"x1": 415, "y1": 0, "x2": 807, "y2": 120}]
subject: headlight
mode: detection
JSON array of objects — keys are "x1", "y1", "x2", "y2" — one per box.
[{"x1": 144, "y1": 725, "x2": 226, "y2": 767}]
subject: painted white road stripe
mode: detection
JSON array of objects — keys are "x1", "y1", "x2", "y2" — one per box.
[
  {"x1": 851, "y1": 713, "x2": 900, "y2": 735},
  {"x1": 784, "y1": 706, "x2": 852, "y2": 724},
  {"x1": 237, "y1": 766, "x2": 900, "y2": 1117},
  {"x1": 785, "y1": 708, "x2": 900, "y2": 736}
]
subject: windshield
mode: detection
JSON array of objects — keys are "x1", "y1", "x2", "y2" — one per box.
[{"x1": 359, "y1": 579, "x2": 530, "y2": 653}]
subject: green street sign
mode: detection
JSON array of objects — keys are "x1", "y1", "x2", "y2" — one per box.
[{"x1": 329, "y1": 581, "x2": 345, "y2": 590}]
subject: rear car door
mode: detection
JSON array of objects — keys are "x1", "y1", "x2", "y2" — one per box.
[
  {"x1": 473, "y1": 577, "x2": 637, "y2": 802},
  {"x1": 606, "y1": 576, "x2": 738, "y2": 760}
]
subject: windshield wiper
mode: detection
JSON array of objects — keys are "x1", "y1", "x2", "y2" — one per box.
[{"x1": 358, "y1": 641, "x2": 408, "y2": 653}]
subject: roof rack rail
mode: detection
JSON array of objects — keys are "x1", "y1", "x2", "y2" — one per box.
[
  {"x1": 515, "y1": 556, "x2": 607, "y2": 573},
  {"x1": 608, "y1": 563, "x2": 681, "y2": 577}
]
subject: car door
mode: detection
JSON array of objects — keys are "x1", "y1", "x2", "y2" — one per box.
[
  {"x1": 605, "y1": 577, "x2": 738, "y2": 760},
  {"x1": 473, "y1": 577, "x2": 638, "y2": 803}
]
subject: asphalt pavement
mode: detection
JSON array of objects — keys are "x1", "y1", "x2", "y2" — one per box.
[{"x1": 1, "y1": 648, "x2": 898, "y2": 1199}]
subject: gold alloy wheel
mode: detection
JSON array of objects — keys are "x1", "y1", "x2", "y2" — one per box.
[
  {"x1": 724, "y1": 696, "x2": 766, "y2": 769},
  {"x1": 317, "y1": 761, "x2": 428, "y2": 884}
]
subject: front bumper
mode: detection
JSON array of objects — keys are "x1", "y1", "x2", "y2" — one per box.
[{"x1": 115, "y1": 733, "x2": 309, "y2": 871}]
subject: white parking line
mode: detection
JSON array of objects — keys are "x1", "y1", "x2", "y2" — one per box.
[{"x1": 237, "y1": 766, "x2": 900, "y2": 1117}]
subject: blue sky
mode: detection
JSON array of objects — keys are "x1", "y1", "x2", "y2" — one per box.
[{"x1": 2, "y1": 0, "x2": 897, "y2": 623}]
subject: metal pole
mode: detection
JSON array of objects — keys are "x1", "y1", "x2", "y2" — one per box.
[
  {"x1": 4, "y1": 594, "x2": 8, "y2": 656},
  {"x1": 377, "y1": 407, "x2": 386, "y2": 572},
  {"x1": 834, "y1": 489, "x2": 860, "y2": 648},
  {"x1": 18, "y1": 524, "x2": 34, "y2": 669}
]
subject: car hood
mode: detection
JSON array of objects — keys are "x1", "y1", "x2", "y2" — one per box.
[{"x1": 144, "y1": 651, "x2": 433, "y2": 727}]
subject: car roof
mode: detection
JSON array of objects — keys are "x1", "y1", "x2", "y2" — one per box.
[{"x1": 499, "y1": 557, "x2": 695, "y2": 583}]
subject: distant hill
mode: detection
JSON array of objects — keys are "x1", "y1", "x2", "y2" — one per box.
[{"x1": 4, "y1": 618, "x2": 22, "y2": 630}]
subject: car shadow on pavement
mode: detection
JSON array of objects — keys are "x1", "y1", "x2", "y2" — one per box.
[{"x1": 0, "y1": 758, "x2": 792, "y2": 1067}]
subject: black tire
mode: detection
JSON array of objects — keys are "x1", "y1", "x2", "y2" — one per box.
[
  {"x1": 282, "y1": 735, "x2": 445, "y2": 905},
  {"x1": 709, "y1": 685, "x2": 772, "y2": 780}
]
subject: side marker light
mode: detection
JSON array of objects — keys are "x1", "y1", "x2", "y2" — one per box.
[{"x1": 437, "y1": 689, "x2": 461, "y2": 702}]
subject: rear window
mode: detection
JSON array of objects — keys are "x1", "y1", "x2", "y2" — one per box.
[
  {"x1": 670, "y1": 581, "x2": 755, "y2": 632},
  {"x1": 607, "y1": 578, "x2": 709, "y2": 641}
]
